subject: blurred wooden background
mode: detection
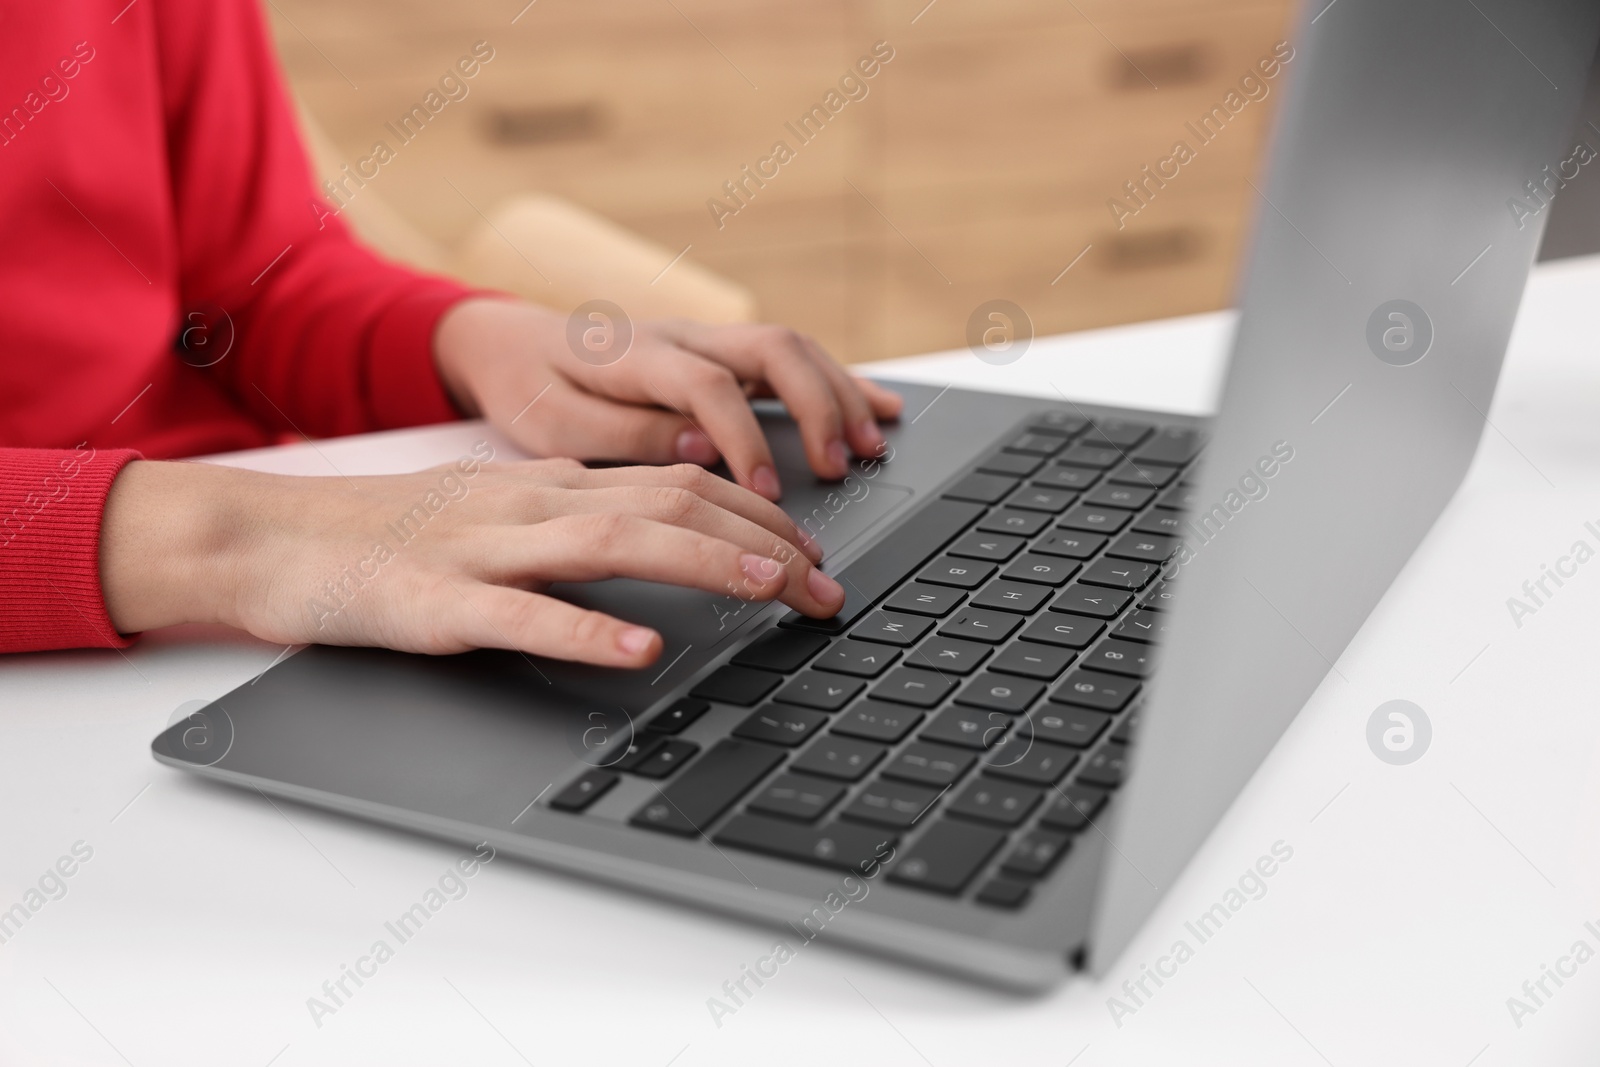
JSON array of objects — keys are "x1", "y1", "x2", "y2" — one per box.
[{"x1": 268, "y1": 0, "x2": 1293, "y2": 363}]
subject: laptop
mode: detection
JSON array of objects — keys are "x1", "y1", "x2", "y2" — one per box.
[{"x1": 151, "y1": 0, "x2": 1600, "y2": 988}]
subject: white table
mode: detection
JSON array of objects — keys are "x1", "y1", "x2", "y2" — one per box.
[{"x1": 5, "y1": 256, "x2": 1600, "y2": 1066}]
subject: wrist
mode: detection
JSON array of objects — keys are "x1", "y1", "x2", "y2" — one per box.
[{"x1": 433, "y1": 297, "x2": 563, "y2": 419}]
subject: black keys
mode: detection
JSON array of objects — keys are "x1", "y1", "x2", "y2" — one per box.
[
  {"x1": 548, "y1": 769, "x2": 619, "y2": 812},
  {"x1": 1005, "y1": 432, "x2": 1066, "y2": 456},
  {"x1": 1002, "y1": 829, "x2": 1072, "y2": 877},
  {"x1": 630, "y1": 739, "x2": 785, "y2": 836},
  {"x1": 1133, "y1": 426, "x2": 1204, "y2": 466},
  {"x1": 1031, "y1": 530, "x2": 1105, "y2": 559},
  {"x1": 947, "y1": 778, "x2": 1041, "y2": 826},
  {"x1": 774, "y1": 671, "x2": 865, "y2": 710},
  {"x1": 942, "y1": 471, "x2": 1020, "y2": 505},
  {"x1": 869, "y1": 667, "x2": 958, "y2": 708},
  {"x1": 1050, "y1": 584, "x2": 1131, "y2": 619},
  {"x1": 833, "y1": 701, "x2": 925, "y2": 743},
  {"x1": 971, "y1": 580, "x2": 1050, "y2": 614},
  {"x1": 841, "y1": 778, "x2": 943, "y2": 828},
  {"x1": 1078, "y1": 743, "x2": 1131, "y2": 788},
  {"x1": 1027, "y1": 706, "x2": 1112, "y2": 748},
  {"x1": 1039, "y1": 783, "x2": 1109, "y2": 831},
  {"x1": 714, "y1": 814, "x2": 896, "y2": 874},
  {"x1": 780, "y1": 498, "x2": 984, "y2": 632},
  {"x1": 1105, "y1": 532, "x2": 1177, "y2": 564},
  {"x1": 643, "y1": 697, "x2": 709, "y2": 735},
  {"x1": 1080, "y1": 558, "x2": 1158, "y2": 591},
  {"x1": 1002, "y1": 487, "x2": 1076, "y2": 514},
  {"x1": 734, "y1": 706, "x2": 829, "y2": 747},
  {"x1": 1140, "y1": 580, "x2": 1180, "y2": 612},
  {"x1": 1056, "y1": 443, "x2": 1123, "y2": 469},
  {"x1": 611, "y1": 736, "x2": 667, "y2": 773},
  {"x1": 1019, "y1": 614, "x2": 1104, "y2": 649},
  {"x1": 921, "y1": 705, "x2": 1012, "y2": 750},
  {"x1": 815, "y1": 639, "x2": 899, "y2": 678},
  {"x1": 1029, "y1": 411, "x2": 1088, "y2": 435},
  {"x1": 1032, "y1": 465, "x2": 1100, "y2": 491},
  {"x1": 983, "y1": 738, "x2": 1078, "y2": 785},
  {"x1": 883, "y1": 741, "x2": 977, "y2": 787},
  {"x1": 975, "y1": 877, "x2": 1032, "y2": 909},
  {"x1": 1057, "y1": 504, "x2": 1134, "y2": 534},
  {"x1": 1112, "y1": 705, "x2": 1143, "y2": 743},
  {"x1": 955, "y1": 672, "x2": 1044, "y2": 714},
  {"x1": 1001, "y1": 553, "x2": 1080, "y2": 586},
  {"x1": 888, "y1": 820, "x2": 1007, "y2": 894},
  {"x1": 1108, "y1": 460, "x2": 1177, "y2": 489},
  {"x1": 989, "y1": 642, "x2": 1075, "y2": 680},
  {"x1": 1132, "y1": 510, "x2": 1185, "y2": 537},
  {"x1": 732, "y1": 630, "x2": 828, "y2": 672},
  {"x1": 907, "y1": 634, "x2": 991, "y2": 675},
  {"x1": 851, "y1": 610, "x2": 933, "y2": 646},
  {"x1": 691, "y1": 665, "x2": 782, "y2": 706},
  {"x1": 1081, "y1": 639, "x2": 1154, "y2": 677},
  {"x1": 947, "y1": 531, "x2": 1025, "y2": 562},
  {"x1": 884, "y1": 582, "x2": 965, "y2": 618},
  {"x1": 1081, "y1": 418, "x2": 1153, "y2": 450},
  {"x1": 977, "y1": 451, "x2": 1043, "y2": 477},
  {"x1": 938, "y1": 607, "x2": 1023, "y2": 643},
  {"x1": 747, "y1": 774, "x2": 846, "y2": 822},
  {"x1": 1049, "y1": 669, "x2": 1139, "y2": 712},
  {"x1": 1113, "y1": 608, "x2": 1169, "y2": 643},
  {"x1": 1085, "y1": 484, "x2": 1155, "y2": 511},
  {"x1": 978, "y1": 508, "x2": 1051, "y2": 536},
  {"x1": 1155, "y1": 484, "x2": 1201, "y2": 511},
  {"x1": 917, "y1": 556, "x2": 995, "y2": 589},
  {"x1": 790, "y1": 735, "x2": 887, "y2": 781},
  {"x1": 633, "y1": 739, "x2": 700, "y2": 778}
]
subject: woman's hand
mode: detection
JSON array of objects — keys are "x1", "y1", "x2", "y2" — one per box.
[
  {"x1": 432, "y1": 298, "x2": 903, "y2": 501},
  {"x1": 100, "y1": 457, "x2": 842, "y2": 668}
]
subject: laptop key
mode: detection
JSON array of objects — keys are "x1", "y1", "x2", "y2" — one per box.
[
  {"x1": 1113, "y1": 608, "x2": 1169, "y2": 643},
  {"x1": 790, "y1": 735, "x2": 887, "y2": 781},
  {"x1": 942, "y1": 471, "x2": 1020, "y2": 505},
  {"x1": 868, "y1": 667, "x2": 957, "y2": 708},
  {"x1": 1002, "y1": 830, "x2": 1072, "y2": 877},
  {"x1": 938, "y1": 608, "x2": 1023, "y2": 644},
  {"x1": 774, "y1": 672, "x2": 865, "y2": 710},
  {"x1": 888, "y1": 819, "x2": 1007, "y2": 894},
  {"x1": 642, "y1": 697, "x2": 709, "y2": 735},
  {"x1": 971, "y1": 580, "x2": 1050, "y2": 614},
  {"x1": 548, "y1": 769, "x2": 619, "y2": 813},
  {"x1": 883, "y1": 741, "x2": 978, "y2": 787},
  {"x1": 947, "y1": 532, "x2": 1025, "y2": 562},
  {"x1": 633, "y1": 740, "x2": 700, "y2": 779},
  {"x1": 1079, "y1": 743, "x2": 1131, "y2": 788},
  {"x1": 947, "y1": 778, "x2": 1042, "y2": 826},
  {"x1": 1057, "y1": 504, "x2": 1134, "y2": 533},
  {"x1": 884, "y1": 582, "x2": 966, "y2": 618},
  {"x1": 832, "y1": 700, "x2": 925, "y2": 743},
  {"x1": 977, "y1": 451, "x2": 1043, "y2": 477},
  {"x1": 851, "y1": 610, "x2": 933, "y2": 646},
  {"x1": 1086, "y1": 484, "x2": 1156, "y2": 510},
  {"x1": 1033, "y1": 465, "x2": 1100, "y2": 490},
  {"x1": 630, "y1": 739, "x2": 785, "y2": 836},
  {"x1": 1082, "y1": 639, "x2": 1154, "y2": 678},
  {"x1": 1027, "y1": 706, "x2": 1112, "y2": 748},
  {"x1": 1029, "y1": 411, "x2": 1089, "y2": 436},
  {"x1": 1081, "y1": 419, "x2": 1153, "y2": 449},
  {"x1": 1039, "y1": 784, "x2": 1110, "y2": 831},
  {"x1": 732, "y1": 629, "x2": 829, "y2": 672},
  {"x1": 1050, "y1": 669, "x2": 1139, "y2": 712},
  {"x1": 734, "y1": 706, "x2": 829, "y2": 747},
  {"x1": 1133, "y1": 426, "x2": 1204, "y2": 466},
  {"x1": 1049, "y1": 584, "x2": 1131, "y2": 619},
  {"x1": 1003, "y1": 487, "x2": 1076, "y2": 514},
  {"x1": 983, "y1": 738, "x2": 1078, "y2": 785},
  {"x1": 907, "y1": 634, "x2": 991, "y2": 674},
  {"x1": 1105, "y1": 531, "x2": 1177, "y2": 564},
  {"x1": 1031, "y1": 530, "x2": 1106, "y2": 559},
  {"x1": 917, "y1": 556, "x2": 995, "y2": 589},
  {"x1": 1005, "y1": 432, "x2": 1066, "y2": 456},
  {"x1": 921, "y1": 705, "x2": 1013, "y2": 750},
  {"x1": 714, "y1": 815, "x2": 897, "y2": 874},
  {"x1": 1155, "y1": 484, "x2": 1201, "y2": 511},
  {"x1": 841, "y1": 778, "x2": 944, "y2": 828},
  {"x1": 1020, "y1": 614, "x2": 1104, "y2": 649},
  {"x1": 814, "y1": 639, "x2": 899, "y2": 678},
  {"x1": 1079, "y1": 558, "x2": 1159, "y2": 591},
  {"x1": 955, "y1": 672, "x2": 1045, "y2": 714},
  {"x1": 975, "y1": 877, "x2": 1032, "y2": 909},
  {"x1": 1001, "y1": 554, "x2": 1080, "y2": 586},
  {"x1": 1112, "y1": 706, "x2": 1143, "y2": 743},
  {"x1": 746, "y1": 774, "x2": 846, "y2": 822},
  {"x1": 1133, "y1": 511, "x2": 1185, "y2": 537},
  {"x1": 1056, "y1": 444, "x2": 1122, "y2": 469},
  {"x1": 1108, "y1": 460, "x2": 1177, "y2": 489},
  {"x1": 1139, "y1": 579, "x2": 1179, "y2": 612},
  {"x1": 691, "y1": 665, "x2": 782, "y2": 706},
  {"x1": 978, "y1": 508, "x2": 1050, "y2": 536},
  {"x1": 611, "y1": 736, "x2": 666, "y2": 773},
  {"x1": 989, "y1": 642, "x2": 1075, "y2": 680}
]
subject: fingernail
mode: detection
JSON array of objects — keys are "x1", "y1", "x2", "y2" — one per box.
[
  {"x1": 617, "y1": 627, "x2": 657, "y2": 656},
  {"x1": 807, "y1": 568, "x2": 845, "y2": 604},
  {"x1": 740, "y1": 553, "x2": 781, "y2": 583},
  {"x1": 675, "y1": 429, "x2": 718, "y2": 465},
  {"x1": 857, "y1": 420, "x2": 885, "y2": 454},
  {"x1": 752, "y1": 465, "x2": 781, "y2": 500},
  {"x1": 826, "y1": 440, "x2": 849, "y2": 475}
]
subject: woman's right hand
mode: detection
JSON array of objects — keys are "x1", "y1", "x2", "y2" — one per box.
[{"x1": 100, "y1": 456, "x2": 843, "y2": 668}]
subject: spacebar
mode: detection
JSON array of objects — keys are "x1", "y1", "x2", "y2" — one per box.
[
  {"x1": 780, "y1": 498, "x2": 985, "y2": 633},
  {"x1": 629, "y1": 739, "x2": 785, "y2": 836}
]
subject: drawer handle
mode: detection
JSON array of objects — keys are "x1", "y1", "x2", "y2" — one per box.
[
  {"x1": 485, "y1": 102, "x2": 606, "y2": 145},
  {"x1": 1102, "y1": 227, "x2": 1205, "y2": 270},
  {"x1": 1109, "y1": 42, "x2": 1213, "y2": 90}
]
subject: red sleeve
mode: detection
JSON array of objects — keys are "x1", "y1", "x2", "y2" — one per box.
[
  {"x1": 155, "y1": 0, "x2": 473, "y2": 436},
  {"x1": 0, "y1": 448, "x2": 140, "y2": 653}
]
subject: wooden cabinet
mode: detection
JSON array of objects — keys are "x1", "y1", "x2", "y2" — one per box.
[{"x1": 269, "y1": 0, "x2": 1291, "y2": 362}]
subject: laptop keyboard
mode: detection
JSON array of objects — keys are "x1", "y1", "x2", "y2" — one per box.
[{"x1": 546, "y1": 410, "x2": 1203, "y2": 910}]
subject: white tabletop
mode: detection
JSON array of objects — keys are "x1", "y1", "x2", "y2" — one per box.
[{"x1": 5, "y1": 256, "x2": 1600, "y2": 1066}]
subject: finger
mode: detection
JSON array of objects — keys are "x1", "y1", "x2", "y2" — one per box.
[
  {"x1": 853, "y1": 376, "x2": 906, "y2": 421},
  {"x1": 565, "y1": 463, "x2": 823, "y2": 562},
  {"x1": 503, "y1": 388, "x2": 721, "y2": 467},
  {"x1": 795, "y1": 333, "x2": 886, "y2": 461},
  {"x1": 444, "y1": 580, "x2": 663, "y2": 668}
]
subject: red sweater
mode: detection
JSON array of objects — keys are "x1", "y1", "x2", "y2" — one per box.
[{"x1": 0, "y1": 0, "x2": 472, "y2": 653}]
